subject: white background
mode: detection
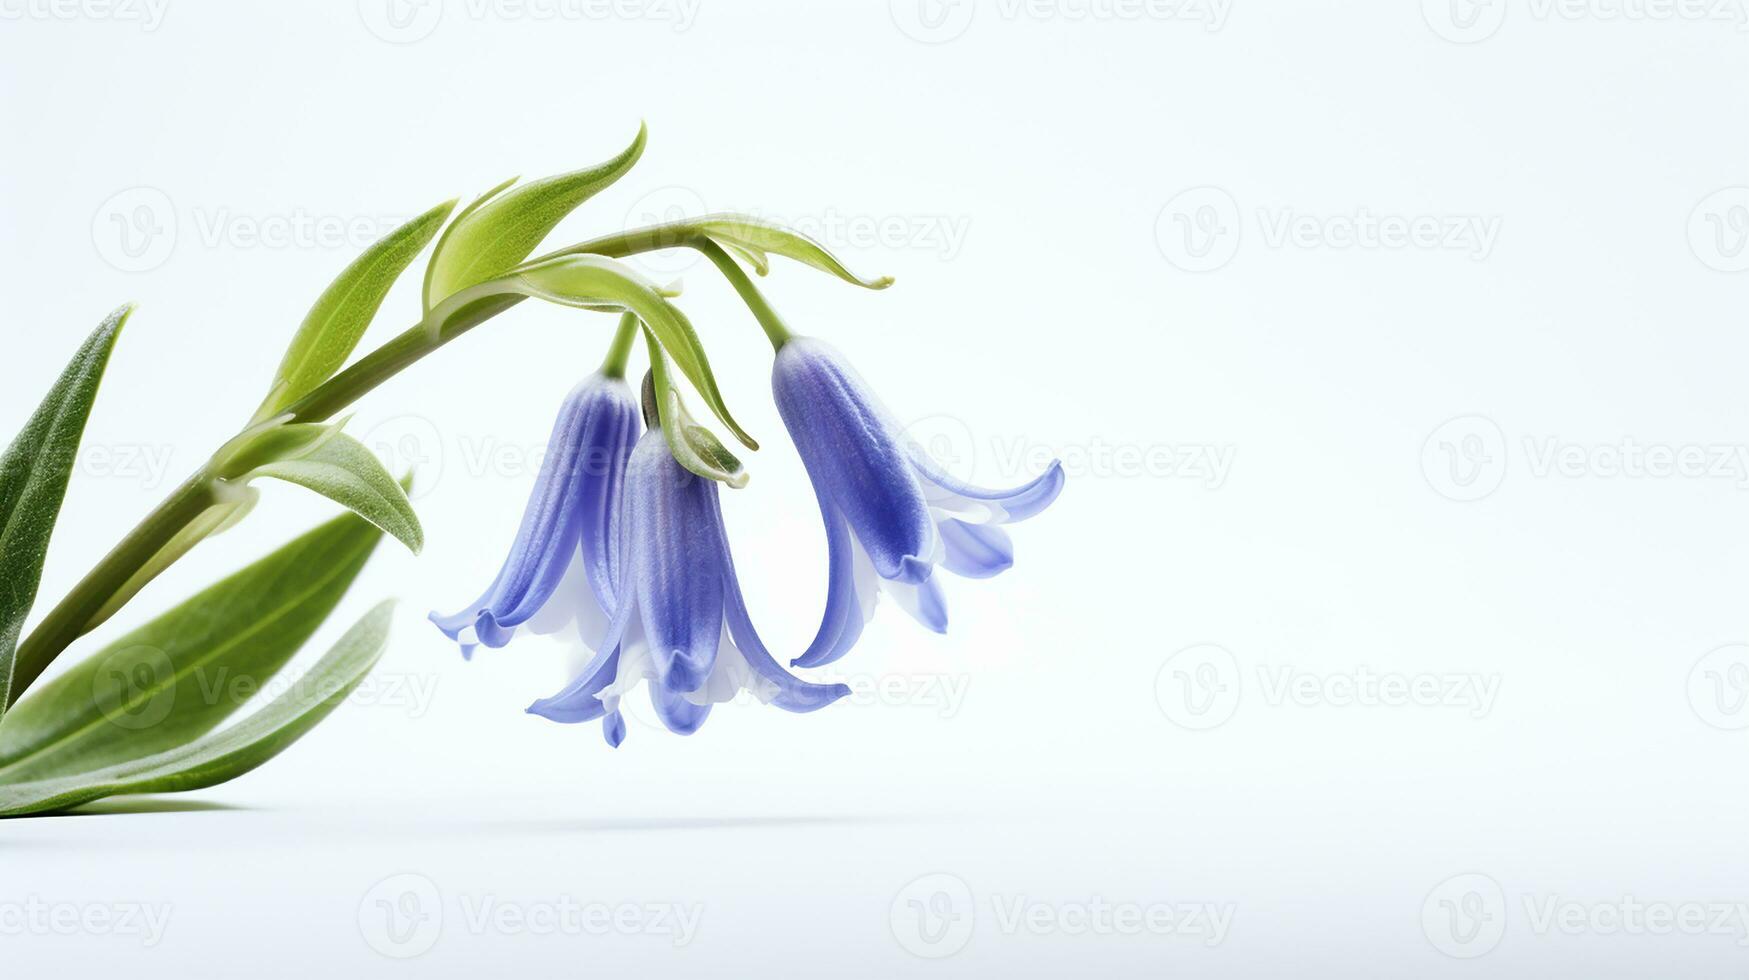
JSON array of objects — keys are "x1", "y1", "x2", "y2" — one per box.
[{"x1": 2, "y1": 0, "x2": 1747, "y2": 975}]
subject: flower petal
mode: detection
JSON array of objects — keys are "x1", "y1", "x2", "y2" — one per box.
[
  {"x1": 650, "y1": 684, "x2": 711, "y2": 735},
  {"x1": 526, "y1": 645, "x2": 622, "y2": 724},
  {"x1": 882, "y1": 572, "x2": 949, "y2": 633},
  {"x1": 937, "y1": 518, "x2": 1014, "y2": 579},
  {"x1": 773, "y1": 337, "x2": 936, "y2": 580},
  {"x1": 708, "y1": 490, "x2": 853, "y2": 712},
  {"x1": 909, "y1": 449, "x2": 1066, "y2": 525},
  {"x1": 627, "y1": 430, "x2": 724, "y2": 694},
  {"x1": 792, "y1": 501, "x2": 881, "y2": 669},
  {"x1": 431, "y1": 374, "x2": 639, "y2": 650}
]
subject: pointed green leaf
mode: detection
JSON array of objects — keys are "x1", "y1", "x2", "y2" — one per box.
[
  {"x1": 254, "y1": 200, "x2": 457, "y2": 423},
  {"x1": 502, "y1": 254, "x2": 757, "y2": 451},
  {"x1": 640, "y1": 325, "x2": 747, "y2": 488},
  {"x1": 423, "y1": 123, "x2": 648, "y2": 312},
  {"x1": 244, "y1": 432, "x2": 423, "y2": 554},
  {"x1": 0, "y1": 602, "x2": 393, "y2": 817},
  {"x1": 0, "y1": 306, "x2": 130, "y2": 716},
  {"x1": 0, "y1": 506, "x2": 387, "y2": 782},
  {"x1": 694, "y1": 214, "x2": 895, "y2": 289}
]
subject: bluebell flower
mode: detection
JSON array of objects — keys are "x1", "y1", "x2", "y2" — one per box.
[
  {"x1": 526, "y1": 424, "x2": 851, "y2": 745},
  {"x1": 430, "y1": 371, "x2": 640, "y2": 658},
  {"x1": 772, "y1": 337, "x2": 1065, "y2": 668}
]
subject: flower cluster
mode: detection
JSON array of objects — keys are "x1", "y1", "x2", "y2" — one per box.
[{"x1": 432, "y1": 336, "x2": 1063, "y2": 746}]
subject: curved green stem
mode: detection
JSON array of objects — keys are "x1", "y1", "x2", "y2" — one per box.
[
  {"x1": 599, "y1": 314, "x2": 640, "y2": 378},
  {"x1": 7, "y1": 474, "x2": 218, "y2": 707},
  {"x1": 693, "y1": 239, "x2": 793, "y2": 350}
]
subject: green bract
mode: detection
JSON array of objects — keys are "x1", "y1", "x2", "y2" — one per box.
[
  {"x1": 423, "y1": 124, "x2": 647, "y2": 312},
  {"x1": 641, "y1": 324, "x2": 748, "y2": 488}
]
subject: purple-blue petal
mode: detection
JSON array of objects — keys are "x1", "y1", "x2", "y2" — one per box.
[
  {"x1": 526, "y1": 646, "x2": 621, "y2": 724},
  {"x1": 707, "y1": 490, "x2": 854, "y2": 710},
  {"x1": 773, "y1": 337, "x2": 935, "y2": 581},
  {"x1": 911, "y1": 452, "x2": 1066, "y2": 525},
  {"x1": 650, "y1": 685, "x2": 711, "y2": 735},
  {"x1": 432, "y1": 373, "x2": 639, "y2": 649},
  {"x1": 626, "y1": 430, "x2": 723, "y2": 694},
  {"x1": 938, "y1": 519, "x2": 1014, "y2": 579}
]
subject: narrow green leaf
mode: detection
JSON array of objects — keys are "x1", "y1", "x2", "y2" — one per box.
[
  {"x1": 694, "y1": 215, "x2": 895, "y2": 289},
  {"x1": 423, "y1": 123, "x2": 648, "y2": 312},
  {"x1": 253, "y1": 199, "x2": 457, "y2": 423},
  {"x1": 0, "y1": 306, "x2": 130, "y2": 716},
  {"x1": 0, "y1": 602, "x2": 393, "y2": 818},
  {"x1": 0, "y1": 506, "x2": 386, "y2": 781},
  {"x1": 640, "y1": 325, "x2": 747, "y2": 488},
  {"x1": 503, "y1": 254, "x2": 758, "y2": 451},
  {"x1": 246, "y1": 433, "x2": 423, "y2": 554}
]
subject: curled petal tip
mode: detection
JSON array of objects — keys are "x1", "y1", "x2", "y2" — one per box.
[{"x1": 895, "y1": 555, "x2": 935, "y2": 585}]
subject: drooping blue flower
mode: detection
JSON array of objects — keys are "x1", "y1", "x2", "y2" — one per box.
[
  {"x1": 772, "y1": 337, "x2": 1064, "y2": 667},
  {"x1": 526, "y1": 424, "x2": 850, "y2": 745},
  {"x1": 430, "y1": 371, "x2": 640, "y2": 659}
]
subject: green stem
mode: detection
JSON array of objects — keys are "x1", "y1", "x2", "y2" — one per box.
[
  {"x1": 599, "y1": 314, "x2": 639, "y2": 379},
  {"x1": 693, "y1": 239, "x2": 793, "y2": 350},
  {"x1": 7, "y1": 474, "x2": 218, "y2": 707}
]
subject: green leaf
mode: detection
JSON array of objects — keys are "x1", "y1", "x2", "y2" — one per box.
[
  {"x1": 253, "y1": 200, "x2": 457, "y2": 423},
  {"x1": 0, "y1": 602, "x2": 393, "y2": 817},
  {"x1": 640, "y1": 324, "x2": 747, "y2": 488},
  {"x1": 500, "y1": 254, "x2": 758, "y2": 451},
  {"x1": 423, "y1": 123, "x2": 647, "y2": 312},
  {"x1": 243, "y1": 431, "x2": 423, "y2": 554},
  {"x1": 0, "y1": 306, "x2": 130, "y2": 716},
  {"x1": 694, "y1": 214, "x2": 895, "y2": 289},
  {"x1": 0, "y1": 506, "x2": 386, "y2": 782}
]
